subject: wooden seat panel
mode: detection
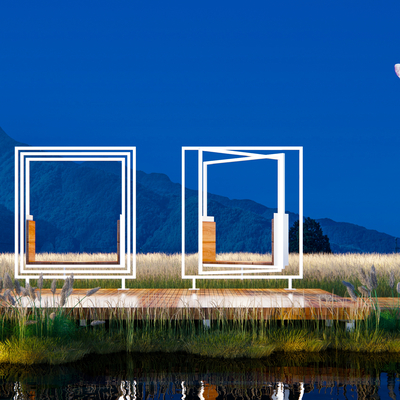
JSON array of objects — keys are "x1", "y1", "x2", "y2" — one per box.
[{"x1": 25, "y1": 219, "x2": 121, "y2": 265}]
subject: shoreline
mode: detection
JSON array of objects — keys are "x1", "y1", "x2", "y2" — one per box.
[{"x1": 1, "y1": 320, "x2": 400, "y2": 365}]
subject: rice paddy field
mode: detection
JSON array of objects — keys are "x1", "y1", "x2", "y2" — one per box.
[{"x1": 1, "y1": 252, "x2": 400, "y2": 365}]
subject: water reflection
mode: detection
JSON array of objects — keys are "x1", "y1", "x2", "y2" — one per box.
[
  {"x1": 0, "y1": 352, "x2": 399, "y2": 399},
  {"x1": 118, "y1": 380, "x2": 136, "y2": 400}
]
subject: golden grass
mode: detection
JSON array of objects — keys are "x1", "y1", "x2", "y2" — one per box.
[
  {"x1": 1, "y1": 254, "x2": 400, "y2": 363},
  {"x1": 1, "y1": 252, "x2": 400, "y2": 295}
]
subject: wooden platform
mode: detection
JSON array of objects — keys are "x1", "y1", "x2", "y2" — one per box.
[{"x1": 12, "y1": 288, "x2": 396, "y2": 321}]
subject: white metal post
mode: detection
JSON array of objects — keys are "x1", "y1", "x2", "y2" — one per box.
[
  {"x1": 277, "y1": 153, "x2": 285, "y2": 214},
  {"x1": 299, "y1": 147, "x2": 303, "y2": 280},
  {"x1": 198, "y1": 150, "x2": 203, "y2": 275},
  {"x1": 132, "y1": 148, "x2": 136, "y2": 279},
  {"x1": 14, "y1": 148, "x2": 19, "y2": 279},
  {"x1": 127, "y1": 153, "x2": 131, "y2": 276},
  {"x1": 181, "y1": 148, "x2": 186, "y2": 280},
  {"x1": 121, "y1": 158, "x2": 126, "y2": 272},
  {"x1": 203, "y1": 161, "x2": 208, "y2": 218},
  {"x1": 20, "y1": 153, "x2": 24, "y2": 275},
  {"x1": 26, "y1": 159, "x2": 30, "y2": 217}
]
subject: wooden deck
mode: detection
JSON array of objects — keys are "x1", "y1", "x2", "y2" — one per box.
[{"x1": 13, "y1": 288, "x2": 398, "y2": 321}]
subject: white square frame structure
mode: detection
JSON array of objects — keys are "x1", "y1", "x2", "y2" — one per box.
[
  {"x1": 181, "y1": 146, "x2": 303, "y2": 290},
  {"x1": 15, "y1": 147, "x2": 136, "y2": 289}
]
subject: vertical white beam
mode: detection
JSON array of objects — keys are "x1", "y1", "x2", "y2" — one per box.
[
  {"x1": 20, "y1": 153, "x2": 24, "y2": 274},
  {"x1": 14, "y1": 148, "x2": 19, "y2": 278},
  {"x1": 121, "y1": 158, "x2": 126, "y2": 269},
  {"x1": 277, "y1": 153, "x2": 285, "y2": 215},
  {"x1": 198, "y1": 150, "x2": 203, "y2": 274},
  {"x1": 132, "y1": 149, "x2": 136, "y2": 278},
  {"x1": 203, "y1": 162, "x2": 207, "y2": 217},
  {"x1": 181, "y1": 148, "x2": 186, "y2": 278},
  {"x1": 299, "y1": 147, "x2": 303, "y2": 279},
  {"x1": 126, "y1": 156, "x2": 130, "y2": 274},
  {"x1": 25, "y1": 159, "x2": 30, "y2": 217}
]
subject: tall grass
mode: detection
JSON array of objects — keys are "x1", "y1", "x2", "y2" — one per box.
[
  {"x1": 2, "y1": 252, "x2": 400, "y2": 296},
  {"x1": 1, "y1": 252, "x2": 400, "y2": 365},
  {"x1": 0, "y1": 266, "x2": 399, "y2": 365}
]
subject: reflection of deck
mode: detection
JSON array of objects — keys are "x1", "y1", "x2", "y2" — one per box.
[{"x1": 12, "y1": 288, "x2": 395, "y2": 321}]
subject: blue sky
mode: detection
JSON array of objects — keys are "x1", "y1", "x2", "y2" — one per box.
[{"x1": 1, "y1": 1, "x2": 399, "y2": 237}]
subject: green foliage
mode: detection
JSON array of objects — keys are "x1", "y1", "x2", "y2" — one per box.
[
  {"x1": 289, "y1": 217, "x2": 332, "y2": 253},
  {"x1": 4, "y1": 308, "x2": 400, "y2": 365},
  {"x1": 183, "y1": 330, "x2": 275, "y2": 359},
  {"x1": 0, "y1": 337, "x2": 90, "y2": 365},
  {"x1": 3, "y1": 263, "x2": 400, "y2": 365}
]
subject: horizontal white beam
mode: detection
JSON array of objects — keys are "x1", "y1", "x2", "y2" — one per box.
[
  {"x1": 25, "y1": 157, "x2": 124, "y2": 162},
  {"x1": 183, "y1": 274, "x2": 302, "y2": 280},
  {"x1": 15, "y1": 275, "x2": 134, "y2": 279},
  {"x1": 17, "y1": 147, "x2": 135, "y2": 151},
  {"x1": 199, "y1": 269, "x2": 283, "y2": 274},
  {"x1": 203, "y1": 264, "x2": 279, "y2": 269},
  {"x1": 204, "y1": 154, "x2": 281, "y2": 166},
  {"x1": 182, "y1": 146, "x2": 303, "y2": 151}
]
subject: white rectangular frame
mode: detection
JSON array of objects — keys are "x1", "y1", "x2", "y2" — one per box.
[
  {"x1": 181, "y1": 146, "x2": 303, "y2": 290},
  {"x1": 15, "y1": 147, "x2": 136, "y2": 285}
]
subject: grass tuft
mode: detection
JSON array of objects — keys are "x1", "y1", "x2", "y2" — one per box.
[{"x1": 1, "y1": 252, "x2": 400, "y2": 364}]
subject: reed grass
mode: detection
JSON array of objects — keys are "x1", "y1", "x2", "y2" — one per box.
[
  {"x1": 1, "y1": 252, "x2": 400, "y2": 364},
  {"x1": 2, "y1": 252, "x2": 400, "y2": 297},
  {"x1": 1, "y1": 306, "x2": 400, "y2": 364}
]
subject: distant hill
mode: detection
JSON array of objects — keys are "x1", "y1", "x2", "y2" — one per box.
[
  {"x1": 0, "y1": 204, "x2": 14, "y2": 253},
  {"x1": 0, "y1": 127, "x2": 397, "y2": 254},
  {"x1": 315, "y1": 218, "x2": 396, "y2": 253}
]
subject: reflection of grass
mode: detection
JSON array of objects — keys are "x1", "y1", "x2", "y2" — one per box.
[
  {"x1": 3, "y1": 252, "x2": 400, "y2": 296},
  {"x1": 4, "y1": 351, "x2": 400, "y2": 400},
  {"x1": 2, "y1": 253, "x2": 400, "y2": 364},
  {"x1": 3, "y1": 351, "x2": 400, "y2": 400}
]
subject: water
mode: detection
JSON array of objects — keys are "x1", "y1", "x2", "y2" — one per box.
[{"x1": 0, "y1": 351, "x2": 399, "y2": 399}]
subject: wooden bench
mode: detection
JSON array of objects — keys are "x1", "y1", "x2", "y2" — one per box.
[
  {"x1": 26, "y1": 219, "x2": 121, "y2": 265},
  {"x1": 202, "y1": 219, "x2": 274, "y2": 265}
]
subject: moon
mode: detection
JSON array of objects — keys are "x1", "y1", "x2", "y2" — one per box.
[{"x1": 395, "y1": 64, "x2": 400, "y2": 78}]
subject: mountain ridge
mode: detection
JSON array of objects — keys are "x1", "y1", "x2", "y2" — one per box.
[{"x1": 0, "y1": 128, "x2": 397, "y2": 254}]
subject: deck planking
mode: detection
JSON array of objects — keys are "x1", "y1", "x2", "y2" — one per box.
[{"x1": 3, "y1": 288, "x2": 395, "y2": 321}]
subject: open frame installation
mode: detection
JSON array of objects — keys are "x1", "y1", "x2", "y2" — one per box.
[
  {"x1": 181, "y1": 147, "x2": 303, "y2": 290},
  {"x1": 15, "y1": 147, "x2": 136, "y2": 289}
]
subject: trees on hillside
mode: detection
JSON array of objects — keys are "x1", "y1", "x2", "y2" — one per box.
[{"x1": 289, "y1": 217, "x2": 332, "y2": 253}]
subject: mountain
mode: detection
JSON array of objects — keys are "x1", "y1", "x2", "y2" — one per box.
[
  {"x1": 0, "y1": 204, "x2": 14, "y2": 252},
  {"x1": 0, "y1": 127, "x2": 397, "y2": 254},
  {"x1": 316, "y1": 218, "x2": 396, "y2": 253}
]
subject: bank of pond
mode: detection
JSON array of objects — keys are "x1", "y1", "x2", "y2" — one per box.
[
  {"x1": 1, "y1": 271, "x2": 400, "y2": 366},
  {"x1": 1, "y1": 310, "x2": 400, "y2": 365}
]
